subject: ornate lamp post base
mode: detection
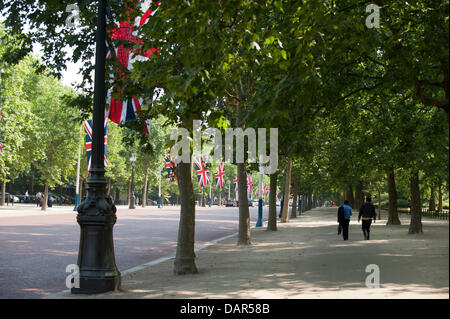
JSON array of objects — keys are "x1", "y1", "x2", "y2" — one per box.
[{"x1": 72, "y1": 178, "x2": 121, "y2": 294}]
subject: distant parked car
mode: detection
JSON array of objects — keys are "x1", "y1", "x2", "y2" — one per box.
[
  {"x1": 1, "y1": 192, "x2": 20, "y2": 203},
  {"x1": 225, "y1": 200, "x2": 236, "y2": 207},
  {"x1": 18, "y1": 195, "x2": 36, "y2": 203}
]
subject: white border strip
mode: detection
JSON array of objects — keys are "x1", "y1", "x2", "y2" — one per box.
[{"x1": 43, "y1": 227, "x2": 254, "y2": 299}]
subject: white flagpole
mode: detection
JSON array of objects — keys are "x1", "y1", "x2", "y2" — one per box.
[
  {"x1": 209, "y1": 171, "x2": 212, "y2": 207},
  {"x1": 158, "y1": 165, "x2": 161, "y2": 208}
]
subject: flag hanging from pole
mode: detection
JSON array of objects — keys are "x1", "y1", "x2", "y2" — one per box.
[
  {"x1": 84, "y1": 118, "x2": 107, "y2": 171},
  {"x1": 195, "y1": 156, "x2": 209, "y2": 187},
  {"x1": 105, "y1": 1, "x2": 160, "y2": 134},
  {"x1": 233, "y1": 176, "x2": 238, "y2": 191},
  {"x1": 165, "y1": 154, "x2": 177, "y2": 182},
  {"x1": 247, "y1": 173, "x2": 253, "y2": 194},
  {"x1": 214, "y1": 162, "x2": 225, "y2": 189}
]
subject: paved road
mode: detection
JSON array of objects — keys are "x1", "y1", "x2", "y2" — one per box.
[{"x1": 0, "y1": 204, "x2": 269, "y2": 298}]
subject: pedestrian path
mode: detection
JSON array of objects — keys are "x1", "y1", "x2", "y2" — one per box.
[{"x1": 61, "y1": 207, "x2": 449, "y2": 299}]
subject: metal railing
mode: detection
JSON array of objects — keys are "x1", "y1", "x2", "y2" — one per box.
[{"x1": 401, "y1": 208, "x2": 449, "y2": 220}]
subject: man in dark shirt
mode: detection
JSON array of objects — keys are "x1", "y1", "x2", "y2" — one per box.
[
  {"x1": 337, "y1": 204, "x2": 345, "y2": 235},
  {"x1": 358, "y1": 196, "x2": 377, "y2": 240}
]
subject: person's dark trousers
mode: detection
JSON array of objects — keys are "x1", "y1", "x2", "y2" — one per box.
[
  {"x1": 362, "y1": 219, "x2": 372, "y2": 239},
  {"x1": 341, "y1": 219, "x2": 350, "y2": 240}
]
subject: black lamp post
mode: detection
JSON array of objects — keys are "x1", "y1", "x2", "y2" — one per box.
[
  {"x1": 72, "y1": 0, "x2": 121, "y2": 294},
  {"x1": 129, "y1": 153, "x2": 136, "y2": 209}
]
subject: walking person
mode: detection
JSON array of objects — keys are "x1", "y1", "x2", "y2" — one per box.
[
  {"x1": 341, "y1": 200, "x2": 352, "y2": 240},
  {"x1": 279, "y1": 194, "x2": 284, "y2": 218},
  {"x1": 36, "y1": 191, "x2": 42, "y2": 207},
  {"x1": 358, "y1": 196, "x2": 376, "y2": 240},
  {"x1": 337, "y1": 203, "x2": 345, "y2": 235}
]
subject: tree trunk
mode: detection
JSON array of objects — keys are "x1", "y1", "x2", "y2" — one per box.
[
  {"x1": 290, "y1": 178, "x2": 299, "y2": 219},
  {"x1": 429, "y1": 184, "x2": 436, "y2": 211},
  {"x1": 408, "y1": 170, "x2": 423, "y2": 234},
  {"x1": 281, "y1": 159, "x2": 292, "y2": 223},
  {"x1": 201, "y1": 187, "x2": 205, "y2": 207},
  {"x1": 267, "y1": 172, "x2": 278, "y2": 231},
  {"x1": 237, "y1": 162, "x2": 251, "y2": 245},
  {"x1": 107, "y1": 177, "x2": 112, "y2": 196},
  {"x1": 0, "y1": 181, "x2": 5, "y2": 206},
  {"x1": 355, "y1": 181, "x2": 364, "y2": 211},
  {"x1": 386, "y1": 167, "x2": 401, "y2": 225},
  {"x1": 41, "y1": 183, "x2": 49, "y2": 211},
  {"x1": 378, "y1": 189, "x2": 382, "y2": 220},
  {"x1": 438, "y1": 178, "x2": 443, "y2": 212},
  {"x1": 308, "y1": 193, "x2": 313, "y2": 210},
  {"x1": 346, "y1": 185, "x2": 355, "y2": 208},
  {"x1": 114, "y1": 187, "x2": 120, "y2": 204},
  {"x1": 142, "y1": 164, "x2": 149, "y2": 208},
  {"x1": 173, "y1": 161, "x2": 198, "y2": 274}
]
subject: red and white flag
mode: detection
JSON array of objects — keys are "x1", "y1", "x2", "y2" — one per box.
[{"x1": 214, "y1": 163, "x2": 225, "y2": 189}]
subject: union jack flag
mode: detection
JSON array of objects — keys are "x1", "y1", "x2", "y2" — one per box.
[
  {"x1": 84, "y1": 118, "x2": 107, "y2": 171},
  {"x1": 233, "y1": 176, "x2": 238, "y2": 191},
  {"x1": 105, "y1": 1, "x2": 159, "y2": 134},
  {"x1": 263, "y1": 185, "x2": 270, "y2": 196},
  {"x1": 247, "y1": 173, "x2": 253, "y2": 194},
  {"x1": 214, "y1": 163, "x2": 225, "y2": 189},
  {"x1": 195, "y1": 156, "x2": 209, "y2": 187},
  {"x1": 165, "y1": 154, "x2": 177, "y2": 182}
]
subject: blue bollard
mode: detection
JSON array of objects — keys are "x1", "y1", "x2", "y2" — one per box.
[
  {"x1": 73, "y1": 194, "x2": 79, "y2": 211},
  {"x1": 158, "y1": 196, "x2": 161, "y2": 208},
  {"x1": 256, "y1": 198, "x2": 263, "y2": 227}
]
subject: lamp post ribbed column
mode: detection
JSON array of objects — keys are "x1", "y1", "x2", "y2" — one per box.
[{"x1": 72, "y1": 0, "x2": 121, "y2": 294}]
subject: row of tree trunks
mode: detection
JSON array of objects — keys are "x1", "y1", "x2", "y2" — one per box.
[
  {"x1": 174, "y1": 161, "x2": 198, "y2": 274},
  {"x1": 267, "y1": 172, "x2": 278, "y2": 231},
  {"x1": 409, "y1": 170, "x2": 423, "y2": 234},
  {"x1": 386, "y1": 166, "x2": 401, "y2": 225},
  {"x1": 237, "y1": 162, "x2": 251, "y2": 245},
  {"x1": 290, "y1": 178, "x2": 299, "y2": 219},
  {"x1": 281, "y1": 159, "x2": 292, "y2": 223},
  {"x1": 345, "y1": 185, "x2": 355, "y2": 208},
  {"x1": 142, "y1": 163, "x2": 149, "y2": 208},
  {"x1": 429, "y1": 184, "x2": 436, "y2": 211},
  {"x1": 0, "y1": 181, "x2": 5, "y2": 206},
  {"x1": 378, "y1": 189, "x2": 382, "y2": 220},
  {"x1": 438, "y1": 178, "x2": 443, "y2": 212},
  {"x1": 107, "y1": 177, "x2": 112, "y2": 197},
  {"x1": 41, "y1": 183, "x2": 49, "y2": 211},
  {"x1": 354, "y1": 181, "x2": 365, "y2": 211}
]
